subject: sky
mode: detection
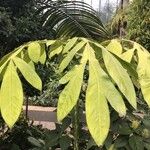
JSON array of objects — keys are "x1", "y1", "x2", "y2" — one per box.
[{"x1": 84, "y1": 0, "x2": 118, "y2": 11}]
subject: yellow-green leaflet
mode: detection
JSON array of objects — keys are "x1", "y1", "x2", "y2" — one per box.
[
  {"x1": 86, "y1": 49, "x2": 110, "y2": 146},
  {"x1": 46, "y1": 40, "x2": 55, "y2": 47},
  {"x1": 59, "y1": 41, "x2": 86, "y2": 72},
  {"x1": 121, "y1": 49, "x2": 134, "y2": 63},
  {"x1": 13, "y1": 57, "x2": 42, "y2": 91},
  {"x1": 23, "y1": 51, "x2": 35, "y2": 70},
  {"x1": 62, "y1": 37, "x2": 78, "y2": 54},
  {"x1": 137, "y1": 50, "x2": 150, "y2": 106},
  {"x1": 39, "y1": 44, "x2": 46, "y2": 64},
  {"x1": 101, "y1": 67, "x2": 126, "y2": 116},
  {"x1": 57, "y1": 47, "x2": 88, "y2": 121},
  {"x1": 0, "y1": 61, "x2": 23, "y2": 128},
  {"x1": 106, "y1": 39, "x2": 122, "y2": 56},
  {"x1": 103, "y1": 50, "x2": 136, "y2": 109},
  {"x1": 28, "y1": 42, "x2": 41, "y2": 63},
  {"x1": 49, "y1": 45, "x2": 63, "y2": 59},
  {"x1": 59, "y1": 66, "x2": 77, "y2": 84}
]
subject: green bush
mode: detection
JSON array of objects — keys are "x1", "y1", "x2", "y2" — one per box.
[{"x1": 126, "y1": 0, "x2": 150, "y2": 50}]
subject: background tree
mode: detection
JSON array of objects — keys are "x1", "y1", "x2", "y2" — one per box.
[{"x1": 126, "y1": 0, "x2": 150, "y2": 50}]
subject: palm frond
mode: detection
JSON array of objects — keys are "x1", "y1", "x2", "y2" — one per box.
[{"x1": 37, "y1": 0, "x2": 111, "y2": 40}]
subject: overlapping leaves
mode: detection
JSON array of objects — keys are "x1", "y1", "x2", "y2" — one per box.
[{"x1": 0, "y1": 37, "x2": 150, "y2": 147}]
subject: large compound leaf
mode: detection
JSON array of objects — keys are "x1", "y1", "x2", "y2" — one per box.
[
  {"x1": 86, "y1": 47, "x2": 110, "y2": 146},
  {"x1": 0, "y1": 61, "x2": 23, "y2": 128},
  {"x1": 137, "y1": 49, "x2": 150, "y2": 106},
  {"x1": 57, "y1": 47, "x2": 88, "y2": 121},
  {"x1": 13, "y1": 57, "x2": 42, "y2": 91},
  {"x1": 103, "y1": 50, "x2": 136, "y2": 109},
  {"x1": 28, "y1": 42, "x2": 41, "y2": 63},
  {"x1": 59, "y1": 41, "x2": 85, "y2": 72}
]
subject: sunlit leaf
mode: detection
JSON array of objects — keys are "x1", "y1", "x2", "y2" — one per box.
[
  {"x1": 13, "y1": 57, "x2": 42, "y2": 90},
  {"x1": 103, "y1": 50, "x2": 136, "y2": 109},
  {"x1": 28, "y1": 42, "x2": 41, "y2": 63},
  {"x1": 106, "y1": 39, "x2": 122, "y2": 56},
  {"x1": 59, "y1": 41, "x2": 85, "y2": 72},
  {"x1": 57, "y1": 47, "x2": 88, "y2": 121},
  {"x1": 49, "y1": 45, "x2": 63, "y2": 59},
  {"x1": 62, "y1": 37, "x2": 78, "y2": 54},
  {"x1": 0, "y1": 61, "x2": 23, "y2": 128},
  {"x1": 46, "y1": 40, "x2": 55, "y2": 47},
  {"x1": 121, "y1": 49, "x2": 134, "y2": 63},
  {"x1": 137, "y1": 49, "x2": 150, "y2": 106},
  {"x1": 39, "y1": 44, "x2": 46, "y2": 64},
  {"x1": 86, "y1": 47, "x2": 110, "y2": 146}
]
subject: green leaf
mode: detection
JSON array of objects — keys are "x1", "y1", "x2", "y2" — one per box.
[
  {"x1": 59, "y1": 136, "x2": 71, "y2": 150},
  {"x1": 106, "y1": 39, "x2": 122, "y2": 56},
  {"x1": 45, "y1": 130, "x2": 59, "y2": 147},
  {"x1": 59, "y1": 41, "x2": 85, "y2": 72},
  {"x1": 13, "y1": 57, "x2": 42, "y2": 90},
  {"x1": 28, "y1": 137, "x2": 42, "y2": 147},
  {"x1": 28, "y1": 42, "x2": 41, "y2": 63},
  {"x1": 114, "y1": 137, "x2": 128, "y2": 148},
  {"x1": 129, "y1": 135, "x2": 144, "y2": 150},
  {"x1": 0, "y1": 61, "x2": 23, "y2": 128},
  {"x1": 137, "y1": 50, "x2": 150, "y2": 107},
  {"x1": 103, "y1": 50, "x2": 136, "y2": 109},
  {"x1": 86, "y1": 48, "x2": 110, "y2": 146}
]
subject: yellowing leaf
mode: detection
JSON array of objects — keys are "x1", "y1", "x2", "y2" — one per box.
[
  {"x1": 57, "y1": 63, "x2": 86, "y2": 121},
  {"x1": 28, "y1": 42, "x2": 41, "y2": 63},
  {"x1": 101, "y1": 70, "x2": 126, "y2": 116},
  {"x1": 13, "y1": 57, "x2": 42, "y2": 90},
  {"x1": 106, "y1": 39, "x2": 122, "y2": 56},
  {"x1": 39, "y1": 44, "x2": 46, "y2": 64},
  {"x1": 23, "y1": 51, "x2": 35, "y2": 70},
  {"x1": 0, "y1": 61, "x2": 23, "y2": 128},
  {"x1": 63, "y1": 37, "x2": 78, "y2": 54},
  {"x1": 137, "y1": 50, "x2": 150, "y2": 107},
  {"x1": 57, "y1": 47, "x2": 88, "y2": 121},
  {"x1": 59, "y1": 41, "x2": 85, "y2": 72},
  {"x1": 86, "y1": 49, "x2": 110, "y2": 146},
  {"x1": 46, "y1": 40, "x2": 55, "y2": 47},
  {"x1": 103, "y1": 50, "x2": 136, "y2": 109},
  {"x1": 121, "y1": 49, "x2": 134, "y2": 63},
  {"x1": 49, "y1": 45, "x2": 63, "y2": 59},
  {"x1": 59, "y1": 66, "x2": 77, "y2": 84}
]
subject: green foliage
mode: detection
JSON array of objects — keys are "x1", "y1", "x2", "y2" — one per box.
[
  {"x1": 0, "y1": 0, "x2": 52, "y2": 57},
  {"x1": 38, "y1": 1, "x2": 110, "y2": 39},
  {"x1": 0, "y1": 37, "x2": 150, "y2": 146},
  {"x1": 126, "y1": 0, "x2": 150, "y2": 50}
]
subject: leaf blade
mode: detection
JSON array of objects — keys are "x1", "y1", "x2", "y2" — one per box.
[
  {"x1": 0, "y1": 61, "x2": 23, "y2": 128},
  {"x1": 103, "y1": 50, "x2": 136, "y2": 109},
  {"x1": 13, "y1": 57, "x2": 42, "y2": 90}
]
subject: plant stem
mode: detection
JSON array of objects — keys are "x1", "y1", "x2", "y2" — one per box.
[{"x1": 73, "y1": 102, "x2": 79, "y2": 150}]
